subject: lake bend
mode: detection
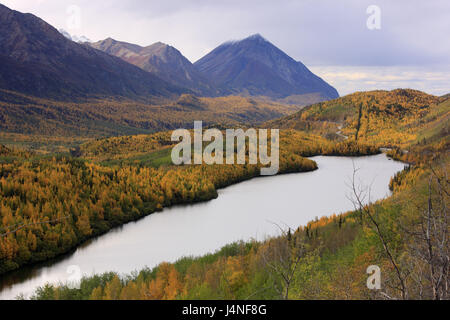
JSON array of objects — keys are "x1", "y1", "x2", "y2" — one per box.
[{"x1": 0, "y1": 154, "x2": 406, "y2": 299}]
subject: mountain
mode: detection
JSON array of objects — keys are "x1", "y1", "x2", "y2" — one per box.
[
  {"x1": 0, "y1": 4, "x2": 185, "y2": 100},
  {"x1": 90, "y1": 38, "x2": 218, "y2": 96},
  {"x1": 441, "y1": 93, "x2": 450, "y2": 101},
  {"x1": 194, "y1": 34, "x2": 339, "y2": 104},
  {"x1": 59, "y1": 29, "x2": 92, "y2": 43},
  {"x1": 267, "y1": 89, "x2": 441, "y2": 146}
]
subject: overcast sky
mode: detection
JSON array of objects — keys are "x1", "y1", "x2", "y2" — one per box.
[{"x1": 2, "y1": 0, "x2": 449, "y2": 96}]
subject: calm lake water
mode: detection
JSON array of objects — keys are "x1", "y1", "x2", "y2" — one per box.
[{"x1": 0, "y1": 154, "x2": 405, "y2": 299}]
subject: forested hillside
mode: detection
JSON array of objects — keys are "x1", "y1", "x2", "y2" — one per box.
[
  {"x1": 268, "y1": 89, "x2": 442, "y2": 146},
  {"x1": 0, "y1": 90, "x2": 301, "y2": 152},
  {"x1": 26, "y1": 90, "x2": 449, "y2": 300}
]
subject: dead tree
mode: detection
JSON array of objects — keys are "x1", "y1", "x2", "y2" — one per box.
[
  {"x1": 347, "y1": 163, "x2": 408, "y2": 299},
  {"x1": 407, "y1": 167, "x2": 449, "y2": 300},
  {"x1": 259, "y1": 224, "x2": 306, "y2": 300}
]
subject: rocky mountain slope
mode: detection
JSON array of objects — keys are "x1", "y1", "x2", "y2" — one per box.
[
  {"x1": 90, "y1": 38, "x2": 217, "y2": 96},
  {"x1": 194, "y1": 34, "x2": 339, "y2": 104},
  {"x1": 0, "y1": 3, "x2": 185, "y2": 100}
]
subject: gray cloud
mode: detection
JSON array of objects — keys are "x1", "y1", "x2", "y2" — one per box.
[{"x1": 310, "y1": 65, "x2": 450, "y2": 96}]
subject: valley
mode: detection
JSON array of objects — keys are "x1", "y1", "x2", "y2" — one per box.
[
  {"x1": 0, "y1": 91, "x2": 447, "y2": 299},
  {"x1": 0, "y1": 2, "x2": 448, "y2": 301}
]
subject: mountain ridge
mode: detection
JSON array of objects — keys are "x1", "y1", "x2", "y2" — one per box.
[
  {"x1": 0, "y1": 4, "x2": 339, "y2": 105},
  {"x1": 90, "y1": 38, "x2": 219, "y2": 96},
  {"x1": 0, "y1": 3, "x2": 186, "y2": 100},
  {"x1": 194, "y1": 34, "x2": 339, "y2": 104}
]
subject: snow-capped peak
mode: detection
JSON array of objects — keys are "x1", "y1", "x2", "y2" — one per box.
[{"x1": 59, "y1": 29, "x2": 92, "y2": 43}]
